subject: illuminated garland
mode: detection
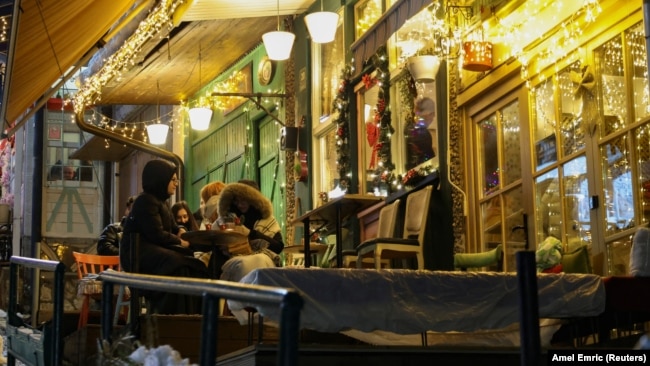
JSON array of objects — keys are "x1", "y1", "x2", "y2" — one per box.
[
  {"x1": 333, "y1": 65, "x2": 353, "y2": 191},
  {"x1": 402, "y1": 164, "x2": 436, "y2": 188},
  {"x1": 85, "y1": 109, "x2": 176, "y2": 145},
  {"x1": 73, "y1": 0, "x2": 182, "y2": 112},
  {"x1": 396, "y1": 68, "x2": 417, "y2": 172},
  {"x1": 368, "y1": 46, "x2": 395, "y2": 192}
]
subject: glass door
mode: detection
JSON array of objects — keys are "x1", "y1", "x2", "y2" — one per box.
[
  {"x1": 594, "y1": 22, "x2": 650, "y2": 275},
  {"x1": 530, "y1": 21, "x2": 650, "y2": 275},
  {"x1": 532, "y1": 62, "x2": 592, "y2": 258},
  {"x1": 476, "y1": 98, "x2": 526, "y2": 271}
]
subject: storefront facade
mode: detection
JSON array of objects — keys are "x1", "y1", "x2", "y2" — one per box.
[{"x1": 176, "y1": 0, "x2": 650, "y2": 275}]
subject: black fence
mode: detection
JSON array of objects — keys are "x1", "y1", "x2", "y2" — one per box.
[
  {"x1": 7, "y1": 256, "x2": 65, "y2": 366},
  {"x1": 99, "y1": 269, "x2": 303, "y2": 366}
]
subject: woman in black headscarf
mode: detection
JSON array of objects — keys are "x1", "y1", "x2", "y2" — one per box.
[{"x1": 121, "y1": 159, "x2": 208, "y2": 314}]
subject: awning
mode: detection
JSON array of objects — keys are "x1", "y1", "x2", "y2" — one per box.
[
  {"x1": 69, "y1": 135, "x2": 135, "y2": 162},
  {"x1": 350, "y1": 0, "x2": 431, "y2": 75},
  {"x1": 2, "y1": 0, "x2": 139, "y2": 131}
]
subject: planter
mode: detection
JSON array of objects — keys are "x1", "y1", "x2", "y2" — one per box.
[
  {"x1": 462, "y1": 41, "x2": 493, "y2": 72},
  {"x1": 407, "y1": 55, "x2": 441, "y2": 83}
]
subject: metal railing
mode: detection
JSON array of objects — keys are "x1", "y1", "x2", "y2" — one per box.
[
  {"x1": 7, "y1": 256, "x2": 65, "y2": 366},
  {"x1": 99, "y1": 269, "x2": 303, "y2": 366}
]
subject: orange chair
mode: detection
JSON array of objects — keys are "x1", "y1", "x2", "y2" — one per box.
[{"x1": 72, "y1": 252, "x2": 121, "y2": 329}]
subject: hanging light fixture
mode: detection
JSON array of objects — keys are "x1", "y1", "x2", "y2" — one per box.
[
  {"x1": 304, "y1": 0, "x2": 339, "y2": 43},
  {"x1": 147, "y1": 124, "x2": 169, "y2": 145},
  {"x1": 263, "y1": 0, "x2": 295, "y2": 60},
  {"x1": 189, "y1": 44, "x2": 213, "y2": 130},
  {"x1": 148, "y1": 81, "x2": 170, "y2": 144},
  {"x1": 188, "y1": 106, "x2": 212, "y2": 130}
]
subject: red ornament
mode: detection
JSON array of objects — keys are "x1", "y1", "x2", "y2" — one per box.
[{"x1": 377, "y1": 99, "x2": 386, "y2": 113}]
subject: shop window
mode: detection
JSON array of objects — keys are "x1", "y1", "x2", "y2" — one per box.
[
  {"x1": 354, "y1": 0, "x2": 384, "y2": 40},
  {"x1": 45, "y1": 112, "x2": 96, "y2": 185},
  {"x1": 311, "y1": 8, "x2": 344, "y2": 199},
  {"x1": 357, "y1": 76, "x2": 382, "y2": 195}
]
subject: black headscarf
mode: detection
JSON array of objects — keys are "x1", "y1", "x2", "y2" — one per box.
[{"x1": 142, "y1": 160, "x2": 177, "y2": 200}]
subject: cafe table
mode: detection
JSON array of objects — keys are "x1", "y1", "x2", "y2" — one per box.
[
  {"x1": 291, "y1": 194, "x2": 383, "y2": 268},
  {"x1": 181, "y1": 230, "x2": 248, "y2": 278}
]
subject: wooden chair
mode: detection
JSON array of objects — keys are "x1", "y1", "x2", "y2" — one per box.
[
  {"x1": 72, "y1": 252, "x2": 126, "y2": 329},
  {"x1": 342, "y1": 199, "x2": 400, "y2": 268},
  {"x1": 356, "y1": 186, "x2": 433, "y2": 269},
  {"x1": 454, "y1": 244, "x2": 503, "y2": 271}
]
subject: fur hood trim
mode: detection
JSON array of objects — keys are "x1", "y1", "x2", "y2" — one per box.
[{"x1": 218, "y1": 183, "x2": 273, "y2": 218}]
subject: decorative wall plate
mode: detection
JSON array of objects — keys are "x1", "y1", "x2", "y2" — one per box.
[{"x1": 258, "y1": 56, "x2": 274, "y2": 86}]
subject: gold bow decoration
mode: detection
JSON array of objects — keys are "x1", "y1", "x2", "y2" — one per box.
[
  {"x1": 569, "y1": 65, "x2": 598, "y2": 136},
  {"x1": 570, "y1": 65, "x2": 596, "y2": 97}
]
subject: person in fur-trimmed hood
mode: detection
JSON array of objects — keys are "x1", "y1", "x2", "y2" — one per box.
[
  {"x1": 218, "y1": 182, "x2": 284, "y2": 282},
  {"x1": 218, "y1": 182, "x2": 284, "y2": 253}
]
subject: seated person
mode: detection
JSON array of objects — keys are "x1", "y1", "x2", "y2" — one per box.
[
  {"x1": 97, "y1": 195, "x2": 136, "y2": 256},
  {"x1": 172, "y1": 200, "x2": 200, "y2": 231},
  {"x1": 217, "y1": 182, "x2": 284, "y2": 282},
  {"x1": 198, "y1": 181, "x2": 226, "y2": 229},
  {"x1": 121, "y1": 160, "x2": 209, "y2": 315}
]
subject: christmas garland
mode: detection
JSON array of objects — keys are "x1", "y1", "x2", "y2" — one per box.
[
  {"x1": 332, "y1": 65, "x2": 353, "y2": 191},
  {"x1": 332, "y1": 47, "x2": 396, "y2": 194},
  {"x1": 402, "y1": 164, "x2": 436, "y2": 188}
]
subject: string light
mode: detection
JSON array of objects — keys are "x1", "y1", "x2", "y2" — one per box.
[{"x1": 73, "y1": 0, "x2": 182, "y2": 112}]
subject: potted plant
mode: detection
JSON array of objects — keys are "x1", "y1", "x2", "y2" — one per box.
[{"x1": 294, "y1": 162, "x2": 305, "y2": 182}]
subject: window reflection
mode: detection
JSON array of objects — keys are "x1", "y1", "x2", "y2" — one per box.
[
  {"x1": 479, "y1": 115, "x2": 499, "y2": 196},
  {"x1": 405, "y1": 81, "x2": 438, "y2": 170}
]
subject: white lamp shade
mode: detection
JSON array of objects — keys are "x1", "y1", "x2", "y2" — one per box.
[
  {"x1": 305, "y1": 12, "x2": 339, "y2": 43},
  {"x1": 146, "y1": 124, "x2": 169, "y2": 145},
  {"x1": 188, "y1": 107, "x2": 213, "y2": 131},
  {"x1": 407, "y1": 55, "x2": 441, "y2": 83},
  {"x1": 263, "y1": 31, "x2": 295, "y2": 61}
]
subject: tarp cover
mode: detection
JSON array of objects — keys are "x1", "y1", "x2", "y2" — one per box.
[{"x1": 229, "y1": 267, "x2": 605, "y2": 334}]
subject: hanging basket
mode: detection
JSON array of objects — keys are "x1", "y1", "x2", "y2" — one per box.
[
  {"x1": 462, "y1": 41, "x2": 493, "y2": 72},
  {"x1": 407, "y1": 55, "x2": 441, "y2": 83}
]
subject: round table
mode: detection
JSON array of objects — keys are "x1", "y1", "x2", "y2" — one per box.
[{"x1": 181, "y1": 230, "x2": 248, "y2": 278}]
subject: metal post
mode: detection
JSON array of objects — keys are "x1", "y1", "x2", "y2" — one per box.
[
  {"x1": 517, "y1": 251, "x2": 541, "y2": 366},
  {"x1": 277, "y1": 292, "x2": 303, "y2": 366},
  {"x1": 101, "y1": 281, "x2": 115, "y2": 342},
  {"x1": 199, "y1": 295, "x2": 220, "y2": 366}
]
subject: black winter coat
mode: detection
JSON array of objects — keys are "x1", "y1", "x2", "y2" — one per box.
[
  {"x1": 120, "y1": 160, "x2": 208, "y2": 315},
  {"x1": 97, "y1": 220, "x2": 123, "y2": 256},
  {"x1": 120, "y1": 160, "x2": 208, "y2": 314}
]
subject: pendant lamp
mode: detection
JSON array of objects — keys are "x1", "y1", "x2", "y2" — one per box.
[
  {"x1": 263, "y1": 0, "x2": 295, "y2": 60},
  {"x1": 148, "y1": 81, "x2": 170, "y2": 145},
  {"x1": 304, "y1": 0, "x2": 339, "y2": 43},
  {"x1": 189, "y1": 44, "x2": 213, "y2": 130},
  {"x1": 188, "y1": 106, "x2": 212, "y2": 131},
  {"x1": 147, "y1": 124, "x2": 169, "y2": 145}
]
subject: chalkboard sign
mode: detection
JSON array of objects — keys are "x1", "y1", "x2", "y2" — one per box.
[{"x1": 536, "y1": 134, "x2": 557, "y2": 168}]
